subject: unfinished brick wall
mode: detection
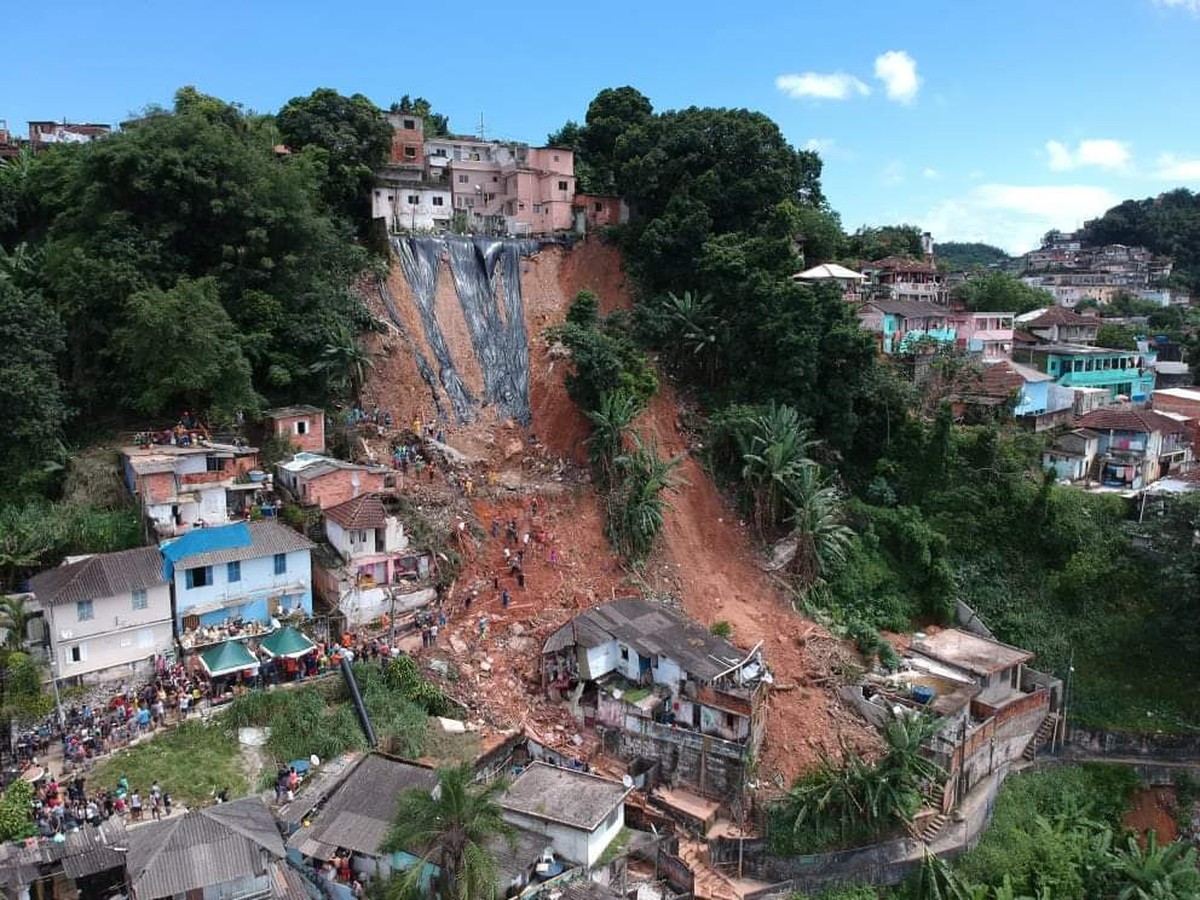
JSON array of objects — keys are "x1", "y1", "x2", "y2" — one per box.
[{"x1": 301, "y1": 469, "x2": 387, "y2": 510}]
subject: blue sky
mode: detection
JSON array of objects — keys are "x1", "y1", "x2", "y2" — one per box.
[{"x1": 5, "y1": 0, "x2": 1200, "y2": 254}]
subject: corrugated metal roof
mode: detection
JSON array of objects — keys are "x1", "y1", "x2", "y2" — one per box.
[
  {"x1": 263, "y1": 405, "x2": 324, "y2": 419},
  {"x1": 541, "y1": 598, "x2": 748, "y2": 681},
  {"x1": 29, "y1": 546, "x2": 166, "y2": 606},
  {"x1": 125, "y1": 797, "x2": 284, "y2": 899}
]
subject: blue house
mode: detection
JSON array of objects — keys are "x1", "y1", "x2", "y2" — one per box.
[{"x1": 161, "y1": 520, "x2": 314, "y2": 650}]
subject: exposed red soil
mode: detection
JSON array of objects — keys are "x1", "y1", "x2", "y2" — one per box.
[
  {"x1": 362, "y1": 237, "x2": 879, "y2": 792},
  {"x1": 1124, "y1": 787, "x2": 1180, "y2": 846}
]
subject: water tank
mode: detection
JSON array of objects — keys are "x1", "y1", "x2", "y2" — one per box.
[{"x1": 911, "y1": 685, "x2": 936, "y2": 705}]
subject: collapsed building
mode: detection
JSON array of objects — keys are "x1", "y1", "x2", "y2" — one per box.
[{"x1": 542, "y1": 598, "x2": 771, "y2": 800}]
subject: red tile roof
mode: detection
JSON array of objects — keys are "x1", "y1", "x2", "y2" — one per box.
[
  {"x1": 324, "y1": 493, "x2": 388, "y2": 530},
  {"x1": 1076, "y1": 407, "x2": 1189, "y2": 434},
  {"x1": 868, "y1": 256, "x2": 937, "y2": 274},
  {"x1": 1026, "y1": 306, "x2": 1094, "y2": 327}
]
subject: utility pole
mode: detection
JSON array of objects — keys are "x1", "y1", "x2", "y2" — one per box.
[{"x1": 388, "y1": 588, "x2": 397, "y2": 649}]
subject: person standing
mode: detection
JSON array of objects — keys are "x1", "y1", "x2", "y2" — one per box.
[{"x1": 501, "y1": 588, "x2": 510, "y2": 609}]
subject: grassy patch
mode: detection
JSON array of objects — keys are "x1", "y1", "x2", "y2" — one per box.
[
  {"x1": 90, "y1": 720, "x2": 247, "y2": 808},
  {"x1": 597, "y1": 826, "x2": 634, "y2": 866}
]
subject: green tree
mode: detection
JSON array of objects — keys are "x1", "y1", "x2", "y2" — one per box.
[
  {"x1": 277, "y1": 87, "x2": 392, "y2": 228},
  {"x1": 843, "y1": 225, "x2": 924, "y2": 261},
  {"x1": 113, "y1": 276, "x2": 260, "y2": 419},
  {"x1": 382, "y1": 764, "x2": 513, "y2": 900},
  {"x1": 934, "y1": 242, "x2": 1012, "y2": 271},
  {"x1": 607, "y1": 436, "x2": 684, "y2": 560},
  {"x1": 1095, "y1": 322, "x2": 1139, "y2": 350},
  {"x1": 951, "y1": 272, "x2": 1054, "y2": 315},
  {"x1": 310, "y1": 323, "x2": 376, "y2": 402},
  {"x1": 739, "y1": 402, "x2": 817, "y2": 536},
  {"x1": 1113, "y1": 832, "x2": 1200, "y2": 900},
  {"x1": 0, "y1": 280, "x2": 69, "y2": 499},
  {"x1": 786, "y1": 465, "x2": 855, "y2": 596},
  {"x1": 0, "y1": 595, "x2": 34, "y2": 649},
  {"x1": 584, "y1": 389, "x2": 643, "y2": 488}
]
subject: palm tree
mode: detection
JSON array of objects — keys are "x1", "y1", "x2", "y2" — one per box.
[
  {"x1": 785, "y1": 464, "x2": 854, "y2": 594},
  {"x1": 0, "y1": 505, "x2": 60, "y2": 593},
  {"x1": 310, "y1": 325, "x2": 376, "y2": 402},
  {"x1": 382, "y1": 764, "x2": 513, "y2": 900},
  {"x1": 659, "y1": 291, "x2": 720, "y2": 384},
  {"x1": 584, "y1": 389, "x2": 642, "y2": 487},
  {"x1": 1114, "y1": 831, "x2": 1200, "y2": 900},
  {"x1": 608, "y1": 436, "x2": 684, "y2": 560},
  {"x1": 740, "y1": 403, "x2": 817, "y2": 536},
  {"x1": 0, "y1": 596, "x2": 34, "y2": 650}
]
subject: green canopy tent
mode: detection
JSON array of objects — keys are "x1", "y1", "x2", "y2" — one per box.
[
  {"x1": 259, "y1": 627, "x2": 316, "y2": 660},
  {"x1": 200, "y1": 640, "x2": 259, "y2": 678}
]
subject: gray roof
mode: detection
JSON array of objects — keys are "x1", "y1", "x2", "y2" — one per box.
[
  {"x1": 0, "y1": 819, "x2": 127, "y2": 885},
  {"x1": 291, "y1": 754, "x2": 437, "y2": 858},
  {"x1": 543, "y1": 598, "x2": 748, "y2": 681},
  {"x1": 556, "y1": 881, "x2": 628, "y2": 900},
  {"x1": 500, "y1": 763, "x2": 629, "y2": 832},
  {"x1": 171, "y1": 520, "x2": 314, "y2": 568},
  {"x1": 262, "y1": 405, "x2": 324, "y2": 419},
  {"x1": 125, "y1": 797, "x2": 285, "y2": 899},
  {"x1": 29, "y1": 546, "x2": 165, "y2": 606},
  {"x1": 865, "y1": 299, "x2": 950, "y2": 319},
  {"x1": 489, "y1": 826, "x2": 552, "y2": 887}
]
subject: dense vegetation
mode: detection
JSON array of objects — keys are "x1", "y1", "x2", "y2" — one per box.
[
  {"x1": 933, "y1": 241, "x2": 1011, "y2": 271},
  {"x1": 557, "y1": 86, "x2": 1200, "y2": 733},
  {"x1": 1083, "y1": 187, "x2": 1200, "y2": 291}
]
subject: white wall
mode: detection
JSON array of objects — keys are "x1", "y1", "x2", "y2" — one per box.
[
  {"x1": 584, "y1": 641, "x2": 620, "y2": 681},
  {"x1": 48, "y1": 582, "x2": 173, "y2": 681},
  {"x1": 651, "y1": 655, "x2": 682, "y2": 688},
  {"x1": 500, "y1": 808, "x2": 622, "y2": 868}
]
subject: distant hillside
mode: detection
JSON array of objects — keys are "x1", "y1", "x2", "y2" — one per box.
[
  {"x1": 936, "y1": 241, "x2": 1011, "y2": 271},
  {"x1": 1082, "y1": 188, "x2": 1200, "y2": 290}
]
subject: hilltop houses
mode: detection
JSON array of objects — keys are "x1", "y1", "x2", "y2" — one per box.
[
  {"x1": 1043, "y1": 407, "x2": 1193, "y2": 490},
  {"x1": 1020, "y1": 230, "x2": 1180, "y2": 308}
]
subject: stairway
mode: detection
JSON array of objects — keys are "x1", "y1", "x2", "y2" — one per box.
[
  {"x1": 1023, "y1": 713, "x2": 1060, "y2": 762},
  {"x1": 678, "y1": 837, "x2": 741, "y2": 900},
  {"x1": 920, "y1": 812, "x2": 951, "y2": 843}
]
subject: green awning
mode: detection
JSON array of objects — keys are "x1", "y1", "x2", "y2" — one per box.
[
  {"x1": 260, "y1": 627, "x2": 316, "y2": 660},
  {"x1": 200, "y1": 640, "x2": 259, "y2": 677}
]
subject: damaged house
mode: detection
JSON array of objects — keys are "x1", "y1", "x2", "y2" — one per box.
[{"x1": 542, "y1": 598, "x2": 770, "y2": 799}]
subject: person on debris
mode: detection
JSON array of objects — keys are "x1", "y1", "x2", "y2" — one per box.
[
  {"x1": 548, "y1": 545, "x2": 559, "y2": 565},
  {"x1": 464, "y1": 477, "x2": 474, "y2": 497},
  {"x1": 501, "y1": 588, "x2": 510, "y2": 609},
  {"x1": 531, "y1": 498, "x2": 539, "y2": 518},
  {"x1": 517, "y1": 570, "x2": 526, "y2": 589},
  {"x1": 430, "y1": 623, "x2": 439, "y2": 645},
  {"x1": 490, "y1": 519, "x2": 500, "y2": 539},
  {"x1": 478, "y1": 616, "x2": 489, "y2": 640}
]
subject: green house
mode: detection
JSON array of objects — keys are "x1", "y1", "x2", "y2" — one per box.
[{"x1": 1011, "y1": 343, "x2": 1155, "y2": 403}]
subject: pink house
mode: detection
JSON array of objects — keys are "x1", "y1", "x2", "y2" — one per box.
[
  {"x1": 947, "y1": 311, "x2": 1016, "y2": 359},
  {"x1": 262, "y1": 405, "x2": 326, "y2": 454},
  {"x1": 574, "y1": 194, "x2": 628, "y2": 232}
]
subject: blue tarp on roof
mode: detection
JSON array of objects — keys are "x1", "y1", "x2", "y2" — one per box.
[{"x1": 160, "y1": 522, "x2": 251, "y2": 580}]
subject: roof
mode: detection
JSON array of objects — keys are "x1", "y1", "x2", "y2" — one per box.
[
  {"x1": 952, "y1": 360, "x2": 1051, "y2": 404},
  {"x1": 1076, "y1": 407, "x2": 1189, "y2": 435},
  {"x1": 795, "y1": 263, "x2": 866, "y2": 281},
  {"x1": 294, "y1": 754, "x2": 437, "y2": 857},
  {"x1": 500, "y1": 763, "x2": 630, "y2": 831},
  {"x1": 1154, "y1": 387, "x2": 1200, "y2": 403},
  {"x1": 123, "y1": 441, "x2": 257, "y2": 460},
  {"x1": 262, "y1": 405, "x2": 324, "y2": 419},
  {"x1": 325, "y1": 494, "x2": 389, "y2": 530},
  {"x1": 865, "y1": 299, "x2": 950, "y2": 319},
  {"x1": 1021, "y1": 343, "x2": 1139, "y2": 357},
  {"x1": 1024, "y1": 306, "x2": 1095, "y2": 327},
  {"x1": 125, "y1": 797, "x2": 284, "y2": 899},
  {"x1": 867, "y1": 256, "x2": 937, "y2": 273},
  {"x1": 0, "y1": 819, "x2": 127, "y2": 885},
  {"x1": 554, "y1": 882, "x2": 628, "y2": 900},
  {"x1": 279, "y1": 452, "x2": 389, "y2": 479},
  {"x1": 260, "y1": 627, "x2": 316, "y2": 659},
  {"x1": 201, "y1": 641, "x2": 259, "y2": 677},
  {"x1": 911, "y1": 628, "x2": 1034, "y2": 677},
  {"x1": 542, "y1": 598, "x2": 750, "y2": 681},
  {"x1": 162, "y1": 520, "x2": 314, "y2": 571},
  {"x1": 29, "y1": 546, "x2": 165, "y2": 606},
  {"x1": 488, "y1": 826, "x2": 553, "y2": 885}
]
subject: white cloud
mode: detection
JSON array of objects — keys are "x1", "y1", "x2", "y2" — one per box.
[
  {"x1": 873, "y1": 51, "x2": 920, "y2": 104},
  {"x1": 882, "y1": 160, "x2": 905, "y2": 187},
  {"x1": 1154, "y1": 0, "x2": 1200, "y2": 15},
  {"x1": 923, "y1": 183, "x2": 1119, "y2": 254},
  {"x1": 922, "y1": 167, "x2": 940, "y2": 180},
  {"x1": 1044, "y1": 138, "x2": 1132, "y2": 171},
  {"x1": 802, "y1": 137, "x2": 836, "y2": 154},
  {"x1": 1154, "y1": 153, "x2": 1200, "y2": 180},
  {"x1": 775, "y1": 72, "x2": 870, "y2": 101}
]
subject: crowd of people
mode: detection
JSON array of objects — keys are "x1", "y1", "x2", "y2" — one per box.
[{"x1": 30, "y1": 774, "x2": 174, "y2": 838}]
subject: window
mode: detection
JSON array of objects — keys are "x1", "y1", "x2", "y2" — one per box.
[
  {"x1": 532, "y1": 204, "x2": 542, "y2": 214},
  {"x1": 206, "y1": 456, "x2": 225, "y2": 473},
  {"x1": 227, "y1": 561, "x2": 241, "y2": 583},
  {"x1": 132, "y1": 589, "x2": 148, "y2": 611},
  {"x1": 407, "y1": 194, "x2": 419, "y2": 204},
  {"x1": 432, "y1": 196, "x2": 444, "y2": 206},
  {"x1": 70, "y1": 644, "x2": 85, "y2": 663},
  {"x1": 458, "y1": 174, "x2": 469, "y2": 184},
  {"x1": 594, "y1": 202, "x2": 603, "y2": 213},
  {"x1": 558, "y1": 180, "x2": 568, "y2": 191},
  {"x1": 553, "y1": 154, "x2": 560, "y2": 162},
  {"x1": 403, "y1": 118, "x2": 415, "y2": 130},
  {"x1": 185, "y1": 566, "x2": 213, "y2": 589},
  {"x1": 294, "y1": 419, "x2": 308, "y2": 435},
  {"x1": 619, "y1": 646, "x2": 629, "y2": 661},
  {"x1": 492, "y1": 176, "x2": 499, "y2": 183},
  {"x1": 404, "y1": 146, "x2": 416, "y2": 159},
  {"x1": 274, "y1": 553, "x2": 287, "y2": 575},
  {"x1": 77, "y1": 600, "x2": 94, "y2": 622}
]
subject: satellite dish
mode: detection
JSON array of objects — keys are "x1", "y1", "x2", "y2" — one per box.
[{"x1": 622, "y1": 775, "x2": 634, "y2": 789}]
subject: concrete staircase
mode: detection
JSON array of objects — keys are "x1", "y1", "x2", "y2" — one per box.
[
  {"x1": 1022, "y1": 713, "x2": 1060, "y2": 762},
  {"x1": 919, "y1": 811, "x2": 951, "y2": 843},
  {"x1": 678, "y1": 837, "x2": 741, "y2": 900}
]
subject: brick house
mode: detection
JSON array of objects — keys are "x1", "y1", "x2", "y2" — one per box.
[
  {"x1": 262, "y1": 405, "x2": 326, "y2": 454},
  {"x1": 275, "y1": 452, "x2": 392, "y2": 510}
]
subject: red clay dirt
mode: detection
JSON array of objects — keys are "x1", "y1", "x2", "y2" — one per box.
[
  {"x1": 361, "y1": 236, "x2": 879, "y2": 792},
  {"x1": 1124, "y1": 787, "x2": 1180, "y2": 847}
]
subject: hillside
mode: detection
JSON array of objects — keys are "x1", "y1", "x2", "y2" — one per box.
[
  {"x1": 935, "y1": 241, "x2": 1011, "y2": 270},
  {"x1": 359, "y1": 236, "x2": 880, "y2": 787}
]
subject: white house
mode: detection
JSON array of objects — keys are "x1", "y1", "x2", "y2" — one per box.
[
  {"x1": 499, "y1": 763, "x2": 630, "y2": 867},
  {"x1": 28, "y1": 547, "x2": 172, "y2": 684},
  {"x1": 372, "y1": 184, "x2": 453, "y2": 232}
]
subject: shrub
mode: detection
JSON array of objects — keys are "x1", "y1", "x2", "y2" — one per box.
[{"x1": 711, "y1": 620, "x2": 733, "y2": 638}]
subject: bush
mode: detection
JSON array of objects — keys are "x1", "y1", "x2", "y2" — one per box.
[
  {"x1": 0, "y1": 780, "x2": 36, "y2": 841},
  {"x1": 711, "y1": 620, "x2": 733, "y2": 638}
]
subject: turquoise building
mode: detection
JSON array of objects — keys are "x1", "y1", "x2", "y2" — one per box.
[
  {"x1": 858, "y1": 299, "x2": 958, "y2": 355},
  {"x1": 1011, "y1": 343, "x2": 1155, "y2": 403}
]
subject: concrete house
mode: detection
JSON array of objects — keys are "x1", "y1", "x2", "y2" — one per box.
[
  {"x1": 949, "y1": 360, "x2": 1074, "y2": 431},
  {"x1": 1011, "y1": 344, "x2": 1156, "y2": 404},
  {"x1": 542, "y1": 598, "x2": 770, "y2": 798},
  {"x1": 857, "y1": 300, "x2": 957, "y2": 355},
  {"x1": 1043, "y1": 429, "x2": 1102, "y2": 483},
  {"x1": 1152, "y1": 387, "x2": 1200, "y2": 455},
  {"x1": 573, "y1": 194, "x2": 629, "y2": 233},
  {"x1": 499, "y1": 763, "x2": 630, "y2": 867},
  {"x1": 1016, "y1": 306, "x2": 1099, "y2": 345},
  {"x1": 29, "y1": 547, "x2": 172, "y2": 685},
  {"x1": 1044, "y1": 407, "x2": 1194, "y2": 490},
  {"x1": 160, "y1": 521, "x2": 314, "y2": 652},
  {"x1": 284, "y1": 753, "x2": 548, "y2": 892},
  {"x1": 122, "y1": 441, "x2": 262, "y2": 538},
  {"x1": 276, "y1": 452, "x2": 393, "y2": 510},
  {"x1": 261, "y1": 405, "x2": 326, "y2": 454},
  {"x1": 124, "y1": 797, "x2": 300, "y2": 900},
  {"x1": 948, "y1": 311, "x2": 1015, "y2": 360},
  {"x1": 313, "y1": 493, "x2": 435, "y2": 628},
  {"x1": 863, "y1": 252, "x2": 948, "y2": 305}
]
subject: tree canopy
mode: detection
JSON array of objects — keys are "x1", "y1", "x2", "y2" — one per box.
[
  {"x1": 1082, "y1": 188, "x2": 1200, "y2": 291},
  {"x1": 951, "y1": 271, "x2": 1055, "y2": 314},
  {"x1": 934, "y1": 241, "x2": 1012, "y2": 270}
]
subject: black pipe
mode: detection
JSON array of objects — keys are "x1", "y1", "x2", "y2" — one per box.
[{"x1": 340, "y1": 657, "x2": 377, "y2": 747}]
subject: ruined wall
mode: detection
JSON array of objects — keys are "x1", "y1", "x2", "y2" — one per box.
[{"x1": 615, "y1": 728, "x2": 745, "y2": 800}]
